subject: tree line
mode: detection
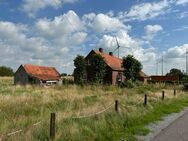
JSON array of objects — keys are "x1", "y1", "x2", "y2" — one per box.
[
  {"x1": 73, "y1": 54, "x2": 188, "y2": 84},
  {"x1": 0, "y1": 66, "x2": 14, "y2": 76}
]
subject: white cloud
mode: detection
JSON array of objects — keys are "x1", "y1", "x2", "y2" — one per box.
[
  {"x1": 165, "y1": 44, "x2": 188, "y2": 58},
  {"x1": 176, "y1": 0, "x2": 188, "y2": 5},
  {"x1": 179, "y1": 11, "x2": 188, "y2": 19},
  {"x1": 83, "y1": 13, "x2": 131, "y2": 33},
  {"x1": 96, "y1": 29, "x2": 157, "y2": 75},
  {"x1": 0, "y1": 21, "x2": 48, "y2": 53},
  {"x1": 97, "y1": 30, "x2": 139, "y2": 51},
  {"x1": 0, "y1": 11, "x2": 88, "y2": 73},
  {"x1": 118, "y1": 0, "x2": 172, "y2": 21},
  {"x1": 143, "y1": 24, "x2": 163, "y2": 41},
  {"x1": 1, "y1": 9, "x2": 187, "y2": 75},
  {"x1": 21, "y1": 0, "x2": 78, "y2": 17},
  {"x1": 36, "y1": 10, "x2": 84, "y2": 37},
  {"x1": 160, "y1": 44, "x2": 188, "y2": 73}
]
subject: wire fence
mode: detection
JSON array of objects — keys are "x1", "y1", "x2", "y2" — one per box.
[
  {"x1": 0, "y1": 120, "x2": 42, "y2": 141},
  {"x1": 0, "y1": 88, "x2": 180, "y2": 140}
]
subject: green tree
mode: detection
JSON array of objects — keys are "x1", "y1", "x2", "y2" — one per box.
[
  {"x1": 90, "y1": 54, "x2": 106, "y2": 83},
  {"x1": 0, "y1": 66, "x2": 14, "y2": 76},
  {"x1": 166, "y1": 68, "x2": 184, "y2": 80},
  {"x1": 61, "y1": 73, "x2": 67, "y2": 77},
  {"x1": 73, "y1": 55, "x2": 86, "y2": 84},
  {"x1": 122, "y1": 55, "x2": 142, "y2": 81}
]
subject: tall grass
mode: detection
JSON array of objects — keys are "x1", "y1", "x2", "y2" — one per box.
[{"x1": 0, "y1": 77, "x2": 187, "y2": 141}]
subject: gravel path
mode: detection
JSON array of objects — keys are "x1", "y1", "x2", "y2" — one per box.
[{"x1": 137, "y1": 107, "x2": 188, "y2": 141}]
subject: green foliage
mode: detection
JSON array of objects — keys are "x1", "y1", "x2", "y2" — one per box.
[
  {"x1": 182, "y1": 75, "x2": 188, "y2": 82},
  {"x1": 90, "y1": 54, "x2": 106, "y2": 83},
  {"x1": 61, "y1": 73, "x2": 67, "y2": 76},
  {"x1": 73, "y1": 55, "x2": 86, "y2": 84},
  {"x1": 122, "y1": 55, "x2": 142, "y2": 81},
  {"x1": 0, "y1": 66, "x2": 14, "y2": 76},
  {"x1": 122, "y1": 80, "x2": 135, "y2": 88},
  {"x1": 166, "y1": 68, "x2": 184, "y2": 80}
]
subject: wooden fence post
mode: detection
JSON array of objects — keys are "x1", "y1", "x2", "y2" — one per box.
[
  {"x1": 174, "y1": 89, "x2": 176, "y2": 96},
  {"x1": 144, "y1": 94, "x2": 147, "y2": 106},
  {"x1": 162, "y1": 91, "x2": 165, "y2": 100},
  {"x1": 115, "y1": 100, "x2": 118, "y2": 112},
  {"x1": 50, "y1": 113, "x2": 56, "y2": 140}
]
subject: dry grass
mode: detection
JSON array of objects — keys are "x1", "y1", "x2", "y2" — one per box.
[{"x1": 0, "y1": 77, "x2": 186, "y2": 141}]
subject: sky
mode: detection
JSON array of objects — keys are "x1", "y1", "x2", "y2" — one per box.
[{"x1": 0, "y1": 0, "x2": 188, "y2": 75}]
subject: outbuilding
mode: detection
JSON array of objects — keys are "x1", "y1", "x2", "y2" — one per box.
[{"x1": 14, "y1": 64, "x2": 62, "y2": 85}]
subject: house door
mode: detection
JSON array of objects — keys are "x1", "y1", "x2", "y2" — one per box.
[{"x1": 116, "y1": 72, "x2": 123, "y2": 85}]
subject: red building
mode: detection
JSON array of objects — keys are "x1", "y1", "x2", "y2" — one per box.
[
  {"x1": 14, "y1": 64, "x2": 62, "y2": 85},
  {"x1": 150, "y1": 75, "x2": 179, "y2": 82},
  {"x1": 85, "y1": 48, "x2": 148, "y2": 85}
]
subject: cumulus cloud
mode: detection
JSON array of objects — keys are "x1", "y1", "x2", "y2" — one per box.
[
  {"x1": 165, "y1": 44, "x2": 188, "y2": 58},
  {"x1": 0, "y1": 21, "x2": 48, "y2": 53},
  {"x1": 96, "y1": 29, "x2": 157, "y2": 75},
  {"x1": 143, "y1": 24, "x2": 163, "y2": 41},
  {"x1": 118, "y1": 0, "x2": 172, "y2": 21},
  {"x1": 160, "y1": 44, "x2": 188, "y2": 73},
  {"x1": 83, "y1": 13, "x2": 131, "y2": 33},
  {"x1": 36, "y1": 10, "x2": 84, "y2": 37},
  {"x1": 1, "y1": 9, "x2": 187, "y2": 75},
  {"x1": 21, "y1": 0, "x2": 78, "y2": 17},
  {"x1": 176, "y1": 0, "x2": 188, "y2": 5},
  {"x1": 0, "y1": 11, "x2": 88, "y2": 73}
]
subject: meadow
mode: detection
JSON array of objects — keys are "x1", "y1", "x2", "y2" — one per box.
[{"x1": 0, "y1": 77, "x2": 188, "y2": 141}]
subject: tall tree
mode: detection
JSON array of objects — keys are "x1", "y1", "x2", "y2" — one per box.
[
  {"x1": 166, "y1": 68, "x2": 184, "y2": 80},
  {"x1": 73, "y1": 55, "x2": 86, "y2": 84},
  {"x1": 122, "y1": 55, "x2": 142, "y2": 81},
  {"x1": 0, "y1": 66, "x2": 14, "y2": 76},
  {"x1": 90, "y1": 54, "x2": 106, "y2": 83}
]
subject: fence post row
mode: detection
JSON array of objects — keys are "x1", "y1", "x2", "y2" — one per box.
[
  {"x1": 115, "y1": 100, "x2": 118, "y2": 112},
  {"x1": 50, "y1": 113, "x2": 56, "y2": 140},
  {"x1": 144, "y1": 94, "x2": 147, "y2": 106},
  {"x1": 162, "y1": 91, "x2": 165, "y2": 100},
  {"x1": 174, "y1": 89, "x2": 176, "y2": 96}
]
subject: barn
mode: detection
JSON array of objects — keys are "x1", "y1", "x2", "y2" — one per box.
[{"x1": 14, "y1": 64, "x2": 62, "y2": 85}]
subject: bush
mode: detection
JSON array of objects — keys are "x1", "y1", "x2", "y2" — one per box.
[{"x1": 0, "y1": 66, "x2": 14, "y2": 76}]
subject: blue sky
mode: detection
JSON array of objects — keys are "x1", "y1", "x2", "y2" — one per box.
[{"x1": 0, "y1": 0, "x2": 188, "y2": 75}]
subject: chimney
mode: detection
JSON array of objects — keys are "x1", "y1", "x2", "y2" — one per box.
[
  {"x1": 99, "y1": 48, "x2": 103, "y2": 53},
  {"x1": 109, "y1": 52, "x2": 113, "y2": 56}
]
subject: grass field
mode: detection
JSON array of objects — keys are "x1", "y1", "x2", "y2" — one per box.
[{"x1": 0, "y1": 77, "x2": 188, "y2": 141}]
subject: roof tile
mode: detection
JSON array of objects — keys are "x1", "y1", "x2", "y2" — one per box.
[{"x1": 23, "y1": 64, "x2": 61, "y2": 81}]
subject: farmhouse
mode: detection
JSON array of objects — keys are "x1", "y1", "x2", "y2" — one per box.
[
  {"x1": 85, "y1": 48, "x2": 147, "y2": 85},
  {"x1": 14, "y1": 64, "x2": 62, "y2": 85}
]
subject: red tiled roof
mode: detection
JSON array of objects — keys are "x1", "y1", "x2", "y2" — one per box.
[
  {"x1": 23, "y1": 64, "x2": 61, "y2": 81},
  {"x1": 94, "y1": 50, "x2": 124, "y2": 71}
]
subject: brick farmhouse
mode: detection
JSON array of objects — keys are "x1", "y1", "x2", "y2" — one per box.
[{"x1": 85, "y1": 48, "x2": 148, "y2": 85}]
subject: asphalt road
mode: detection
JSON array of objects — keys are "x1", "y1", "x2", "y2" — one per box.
[{"x1": 151, "y1": 111, "x2": 188, "y2": 141}]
